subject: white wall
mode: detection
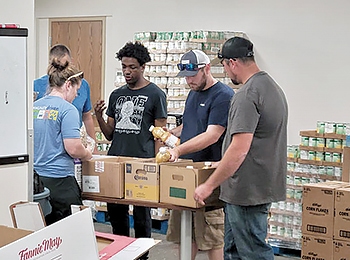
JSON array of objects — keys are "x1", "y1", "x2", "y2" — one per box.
[
  {"x1": 35, "y1": 0, "x2": 350, "y2": 144},
  {"x1": 0, "y1": 0, "x2": 35, "y2": 225}
]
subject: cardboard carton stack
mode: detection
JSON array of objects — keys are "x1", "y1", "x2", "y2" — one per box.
[
  {"x1": 301, "y1": 181, "x2": 350, "y2": 259},
  {"x1": 268, "y1": 121, "x2": 350, "y2": 251}
]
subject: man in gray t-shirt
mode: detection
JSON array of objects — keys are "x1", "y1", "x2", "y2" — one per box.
[{"x1": 194, "y1": 37, "x2": 288, "y2": 260}]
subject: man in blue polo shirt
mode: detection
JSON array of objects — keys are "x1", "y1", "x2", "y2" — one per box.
[
  {"x1": 34, "y1": 44, "x2": 95, "y2": 142},
  {"x1": 166, "y1": 50, "x2": 234, "y2": 260}
]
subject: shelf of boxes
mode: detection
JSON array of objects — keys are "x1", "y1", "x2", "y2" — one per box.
[{"x1": 268, "y1": 121, "x2": 350, "y2": 251}]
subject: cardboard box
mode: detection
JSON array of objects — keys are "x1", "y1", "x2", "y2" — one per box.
[
  {"x1": 342, "y1": 146, "x2": 350, "y2": 182},
  {"x1": 0, "y1": 209, "x2": 100, "y2": 259},
  {"x1": 125, "y1": 158, "x2": 161, "y2": 202},
  {"x1": 82, "y1": 155, "x2": 138, "y2": 198},
  {"x1": 302, "y1": 181, "x2": 348, "y2": 237},
  {"x1": 301, "y1": 234, "x2": 333, "y2": 260},
  {"x1": 0, "y1": 225, "x2": 32, "y2": 248},
  {"x1": 0, "y1": 208, "x2": 159, "y2": 260},
  {"x1": 160, "y1": 161, "x2": 222, "y2": 208},
  {"x1": 124, "y1": 159, "x2": 192, "y2": 203},
  {"x1": 334, "y1": 186, "x2": 350, "y2": 241},
  {"x1": 333, "y1": 239, "x2": 350, "y2": 260}
]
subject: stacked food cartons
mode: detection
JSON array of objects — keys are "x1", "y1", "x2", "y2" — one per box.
[{"x1": 268, "y1": 121, "x2": 350, "y2": 252}]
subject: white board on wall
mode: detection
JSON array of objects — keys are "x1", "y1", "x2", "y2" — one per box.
[{"x1": 0, "y1": 31, "x2": 27, "y2": 158}]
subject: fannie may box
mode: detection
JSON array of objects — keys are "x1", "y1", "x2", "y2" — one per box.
[
  {"x1": 82, "y1": 155, "x2": 138, "y2": 199},
  {"x1": 160, "y1": 161, "x2": 222, "y2": 208},
  {"x1": 0, "y1": 208, "x2": 159, "y2": 260}
]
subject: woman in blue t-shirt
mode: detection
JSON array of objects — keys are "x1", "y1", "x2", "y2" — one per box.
[{"x1": 33, "y1": 58, "x2": 93, "y2": 225}]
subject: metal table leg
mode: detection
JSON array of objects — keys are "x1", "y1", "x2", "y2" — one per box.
[{"x1": 180, "y1": 210, "x2": 192, "y2": 260}]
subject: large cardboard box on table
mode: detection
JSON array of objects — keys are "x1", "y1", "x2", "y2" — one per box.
[
  {"x1": 0, "y1": 208, "x2": 159, "y2": 260},
  {"x1": 82, "y1": 155, "x2": 138, "y2": 198},
  {"x1": 160, "y1": 161, "x2": 222, "y2": 208},
  {"x1": 301, "y1": 234, "x2": 333, "y2": 260},
  {"x1": 124, "y1": 158, "x2": 163, "y2": 203},
  {"x1": 302, "y1": 181, "x2": 349, "y2": 238},
  {"x1": 124, "y1": 159, "x2": 192, "y2": 203},
  {"x1": 334, "y1": 185, "x2": 350, "y2": 241}
]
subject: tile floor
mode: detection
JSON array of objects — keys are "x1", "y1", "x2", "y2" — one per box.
[{"x1": 94, "y1": 222, "x2": 299, "y2": 260}]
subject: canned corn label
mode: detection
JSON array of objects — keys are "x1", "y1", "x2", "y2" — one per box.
[
  {"x1": 325, "y1": 122, "x2": 336, "y2": 133},
  {"x1": 284, "y1": 215, "x2": 293, "y2": 225},
  {"x1": 287, "y1": 162, "x2": 295, "y2": 171},
  {"x1": 271, "y1": 202, "x2": 279, "y2": 209},
  {"x1": 294, "y1": 203, "x2": 302, "y2": 213},
  {"x1": 278, "y1": 201, "x2": 285, "y2": 210},
  {"x1": 325, "y1": 152, "x2": 332, "y2": 162},
  {"x1": 315, "y1": 151, "x2": 324, "y2": 161},
  {"x1": 286, "y1": 188, "x2": 294, "y2": 199},
  {"x1": 301, "y1": 136, "x2": 309, "y2": 146},
  {"x1": 294, "y1": 190, "x2": 303, "y2": 200},
  {"x1": 293, "y1": 216, "x2": 302, "y2": 226},
  {"x1": 300, "y1": 150, "x2": 308, "y2": 160},
  {"x1": 334, "y1": 167, "x2": 342, "y2": 177},
  {"x1": 308, "y1": 151, "x2": 316, "y2": 160},
  {"x1": 286, "y1": 202, "x2": 294, "y2": 211},
  {"x1": 294, "y1": 176, "x2": 302, "y2": 185},
  {"x1": 277, "y1": 226, "x2": 285, "y2": 237},
  {"x1": 284, "y1": 227, "x2": 293, "y2": 238},
  {"x1": 326, "y1": 166, "x2": 334, "y2": 176},
  {"x1": 326, "y1": 139, "x2": 334, "y2": 148},
  {"x1": 277, "y1": 214, "x2": 284, "y2": 223},
  {"x1": 318, "y1": 165, "x2": 326, "y2": 174},
  {"x1": 317, "y1": 121, "x2": 325, "y2": 134},
  {"x1": 334, "y1": 139, "x2": 342, "y2": 149},
  {"x1": 269, "y1": 225, "x2": 277, "y2": 235},
  {"x1": 301, "y1": 177, "x2": 310, "y2": 185},
  {"x1": 332, "y1": 153, "x2": 341, "y2": 163},
  {"x1": 309, "y1": 137, "x2": 317, "y2": 147},
  {"x1": 316, "y1": 137, "x2": 325, "y2": 147},
  {"x1": 293, "y1": 228, "x2": 301, "y2": 239},
  {"x1": 336, "y1": 123, "x2": 345, "y2": 135}
]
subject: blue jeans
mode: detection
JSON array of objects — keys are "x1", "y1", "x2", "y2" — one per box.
[{"x1": 224, "y1": 203, "x2": 273, "y2": 260}]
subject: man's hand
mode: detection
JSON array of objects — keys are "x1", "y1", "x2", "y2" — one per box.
[
  {"x1": 168, "y1": 147, "x2": 180, "y2": 162},
  {"x1": 94, "y1": 100, "x2": 106, "y2": 119},
  {"x1": 194, "y1": 183, "x2": 215, "y2": 206}
]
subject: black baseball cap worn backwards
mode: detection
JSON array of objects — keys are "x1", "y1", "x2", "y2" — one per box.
[{"x1": 211, "y1": 37, "x2": 254, "y2": 65}]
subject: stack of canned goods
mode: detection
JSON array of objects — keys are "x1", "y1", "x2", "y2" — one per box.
[
  {"x1": 269, "y1": 202, "x2": 302, "y2": 241},
  {"x1": 317, "y1": 120, "x2": 350, "y2": 135},
  {"x1": 300, "y1": 135, "x2": 325, "y2": 147},
  {"x1": 288, "y1": 162, "x2": 342, "y2": 179}
]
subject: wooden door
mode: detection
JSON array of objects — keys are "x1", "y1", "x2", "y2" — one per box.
[{"x1": 50, "y1": 19, "x2": 104, "y2": 115}]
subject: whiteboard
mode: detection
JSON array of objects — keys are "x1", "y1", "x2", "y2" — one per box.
[{"x1": 0, "y1": 33, "x2": 27, "y2": 158}]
